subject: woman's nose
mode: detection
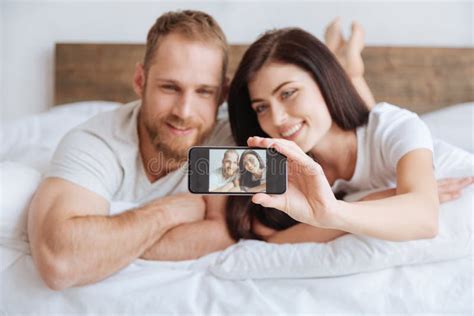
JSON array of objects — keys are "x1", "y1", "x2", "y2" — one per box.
[{"x1": 271, "y1": 104, "x2": 288, "y2": 126}]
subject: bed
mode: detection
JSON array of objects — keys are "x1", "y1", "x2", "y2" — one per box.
[{"x1": 0, "y1": 43, "x2": 473, "y2": 314}]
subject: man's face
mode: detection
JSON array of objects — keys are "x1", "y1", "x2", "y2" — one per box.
[
  {"x1": 138, "y1": 33, "x2": 224, "y2": 163},
  {"x1": 222, "y1": 152, "x2": 239, "y2": 178}
]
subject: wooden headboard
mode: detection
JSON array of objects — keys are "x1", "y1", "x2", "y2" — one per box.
[{"x1": 55, "y1": 43, "x2": 473, "y2": 114}]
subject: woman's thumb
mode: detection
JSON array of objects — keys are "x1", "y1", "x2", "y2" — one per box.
[{"x1": 252, "y1": 193, "x2": 287, "y2": 212}]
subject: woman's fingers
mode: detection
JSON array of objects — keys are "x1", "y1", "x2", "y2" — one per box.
[
  {"x1": 438, "y1": 176, "x2": 474, "y2": 192},
  {"x1": 248, "y1": 136, "x2": 325, "y2": 180},
  {"x1": 252, "y1": 193, "x2": 289, "y2": 213},
  {"x1": 436, "y1": 177, "x2": 473, "y2": 203},
  {"x1": 248, "y1": 136, "x2": 313, "y2": 166},
  {"x1": 439, "y1": 191, "x2": 462, "y2": 203}
]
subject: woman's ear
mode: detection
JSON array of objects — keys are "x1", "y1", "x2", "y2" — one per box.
[
  {"x1": 133, "y1": 63, "x2": 146, "y2": 99},
  {"x1": 218, "y1": 76, "x2": 230, "y2": 106}
]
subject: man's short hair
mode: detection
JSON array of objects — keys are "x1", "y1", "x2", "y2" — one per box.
[
  {"x1": 144, "y1": 10, "x2": 229, "y2": 83},
  {"x1": 223, "y1": 149, "x2": 239, "y2": 161}
]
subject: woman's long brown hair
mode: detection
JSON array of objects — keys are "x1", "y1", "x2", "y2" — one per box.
[{"x1": 226, "y1": 28, "x2": 370, "y2": 241}]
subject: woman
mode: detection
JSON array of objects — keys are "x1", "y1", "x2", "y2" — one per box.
[
  {"x1": 237, "y1": 150, "x2": 266, "y2": 193},
  {"x1": 226, "y1": 24, "x2": 473, "y2": 243}
]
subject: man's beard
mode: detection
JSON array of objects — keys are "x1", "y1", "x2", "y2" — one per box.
[
  {"x1": 143, "y1": 110, "x2": 214, "y2": 165},
  {"x1": 222, "y1": 167, "x2": 236, "y2": 179}
]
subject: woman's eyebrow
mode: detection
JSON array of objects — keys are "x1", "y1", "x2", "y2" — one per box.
[{"x1": 251, "y1": 81, "x2": 293, "y2": 104}]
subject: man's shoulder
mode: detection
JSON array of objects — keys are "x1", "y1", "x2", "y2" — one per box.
[
  {"x1": 45, "y1": 101, "x2": 142, "y2": 200},
  {"x1": 212, "y1": 166, "x2": 223, "y2": 176},
  {"x1": 75, "y1": 100, "x2": 139, "y2": 132},
  {"x1": 66, "y1": 100, "x2": 141, "y2": 147}
]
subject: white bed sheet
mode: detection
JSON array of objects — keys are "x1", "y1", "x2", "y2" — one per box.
[
  {"x1": 1, "y1": 102, "x2": 473, "y2": 314},
  {"x1": 0, "y1": 245, "x2": 472, "y2": 314}
]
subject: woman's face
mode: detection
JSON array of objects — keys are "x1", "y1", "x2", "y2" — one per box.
[
  {"x1": 243, "y1": 154, "x2": 261, "y2": 174},
  {"x1": 248, "y1": 62, "x2": 333, "y2": 152}
]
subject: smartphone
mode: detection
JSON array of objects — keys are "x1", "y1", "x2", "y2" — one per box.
[{"x1": 188, "y1": 146, "x2": 287, "y2": 195}]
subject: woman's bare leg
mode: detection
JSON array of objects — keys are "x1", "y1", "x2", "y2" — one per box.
[{"x1": 324, "y1": 18, "x2": 376, "y2": 109}]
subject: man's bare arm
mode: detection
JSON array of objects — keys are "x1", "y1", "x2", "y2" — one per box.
[
  {"x1": 141, "y1": 195, "x2": 235, "y2": 260},
  {"x1": 245, "y1": 183, "x2": 267, "y2": 193},
  {"x1": 28, "y1": 178, "x2": 204, "y2": 290}
]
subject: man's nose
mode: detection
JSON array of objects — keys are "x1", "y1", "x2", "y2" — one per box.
[{"x1": 172, "y1": 92, "x2": 193, "y2": 118}]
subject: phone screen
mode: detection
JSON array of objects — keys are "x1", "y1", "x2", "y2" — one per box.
[{"x1": 188, "y1": 147, "x2": 287, "y2": 195}]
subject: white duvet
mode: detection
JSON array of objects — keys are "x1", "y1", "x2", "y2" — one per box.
[
  {"x1": 1, "y1": 248, "x2": 471, "y2": 314},
  {"x1": 1, "y1": 101, "x2": 473, "y2": 314}
]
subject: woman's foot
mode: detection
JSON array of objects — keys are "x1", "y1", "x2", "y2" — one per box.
[
  {"x1": 324, "y1": 18, "x2": 365, "y2": 78},
  {"x1": 324, "y1": 18, "x2": 376, "y2": 108}
]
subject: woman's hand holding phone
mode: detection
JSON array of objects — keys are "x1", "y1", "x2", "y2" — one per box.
[
  {"x1": 248, "y1": 136, "x2": 474, "y2": 230},
  {"x1": 247, "y1": 136, "x2": 341, "y2": 228}
]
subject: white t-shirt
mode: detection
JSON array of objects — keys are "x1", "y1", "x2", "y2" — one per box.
[
  {"x1": 331, "y1": 103, "x2": 434, "y2": 195},
  {"x1": 46, "y1": 100, "x2": 234, "y2": 205},
  {"x1": 209, "y1": 167, "x2": 237, "y2": 191}
]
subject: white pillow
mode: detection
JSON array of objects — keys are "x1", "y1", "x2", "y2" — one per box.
[
  {"x1": 0, "y1": 101, "x2": 120, "y2": 173},
  {"x1": 210, "y1": 140, "x2": 474, "y2": 279},
  {"x1": 0, "y1": 160, "x2": 139, "y2": 251},
  {"x1": 421, "y1": 102, "x2": 473, "y2": 153},
  {"x1": 0, "y1": 162, "x2": 41, "y2": 245}
]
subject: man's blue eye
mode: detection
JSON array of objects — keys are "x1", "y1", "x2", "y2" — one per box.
[{"x1": 162, "y1": 85, "x2": 177, "y2": 91}]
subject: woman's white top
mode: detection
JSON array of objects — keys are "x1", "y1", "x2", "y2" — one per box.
[{"x1": 331, "y1": 102, "x2": 433, "y2": 195}]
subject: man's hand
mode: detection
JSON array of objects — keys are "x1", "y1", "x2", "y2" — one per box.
[
  {"x1": 143, "y1": 193, "x2": 206, "y2": 226},
  {"x1": 140, "y1": 194, "x2": 234, "y2": 261}
]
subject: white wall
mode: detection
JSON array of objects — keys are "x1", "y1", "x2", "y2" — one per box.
[
  {"x1": 1, "y1": 0, "x2": 4, "y2": 120},
  {"x1": 1, "y1": 0, "x2": 472, "y2": 122}
]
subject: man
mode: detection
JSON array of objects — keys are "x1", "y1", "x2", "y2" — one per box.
[
  {"x1": 210, "y1": 149, "x2": 240, "y2": 192},
  {"x1": 28, "y1": 10, "x2": 235, "y2": 291}
]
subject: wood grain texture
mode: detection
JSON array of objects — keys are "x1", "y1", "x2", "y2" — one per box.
[
  {"x1": 55, "y1": 44, "x2": 144, "y2": 105},
  {"x1": 55, "y1": 43, "x2": 473, "y2": 113},
  {"x1": 362, "y1": 47, "x2": 474, "y2": 113}
]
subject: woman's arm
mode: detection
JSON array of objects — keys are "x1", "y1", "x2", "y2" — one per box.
[
  {"x1": 266, "y1": 224, "x2": 347, "y2": 244},
  {"x1": 330, "y1": 149, "x2": 439, "y2": 241},
  {"x1": 248, "y1": 137, "x2": 444, "y2": 242},
  {"x1": 359, "y1": 177, "x2": 473, "y2": 202},
  {"x1": 255, "y1": 176, "x2": 472, "y2": 244},
  {"x1": 252, "y1": 218, "x2": 346, "y2": 243}
]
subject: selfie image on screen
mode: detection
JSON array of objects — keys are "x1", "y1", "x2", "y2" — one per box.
[{"x1": 209, "y1": 149, "x2": 267, "y2": 193}]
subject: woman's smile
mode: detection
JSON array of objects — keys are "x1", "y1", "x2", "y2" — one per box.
[
  {"x1": 279, "y1": 121, "x2": 305, "y2": 139},
  {"x1": 243, "y1": 155, "x2": 260, "y2": 173}
]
